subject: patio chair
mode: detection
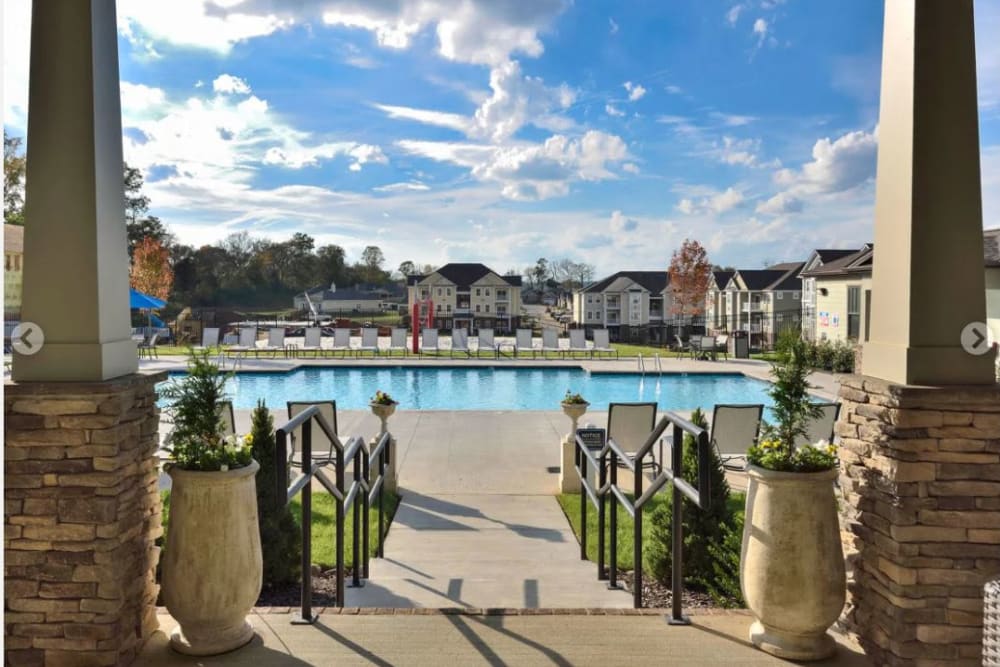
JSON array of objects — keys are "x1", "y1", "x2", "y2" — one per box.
[
  {"x1": 389, "y1": 328, "x2": 409, "y2": 356},
  {"x1": 794, "y1": 402, "x2": 841, "y2": 447},
  {"x1": 227, "y1": 327, "x2": 258, "y2": 361},
  {"x1": 301, "y1": 327, "x2": 324, "y2": 357},
  {"x1": 592, "y1": 329, "x2": 618, "y2": 359},
  {"x1": 476, "y1": 328, "x2": 496, "y2": 358},
  {"x1": 261, "y1": 328, "x2": 286, "y2": 357},
  {"x1": 332, "y1": 328, "x2": 352, "y2": 357},
  {"x1": 138, "y1": 333, "x2": 159, "y2": 360},
  {"x1": 715, "y1": 334, "x2": 729, "y2": 361},
  {"x1": 218, "y1": 400, "x2": 235, "y2": 438},
  {"x1": 421, "y1": 328, "x2": 440, "y2": 355},
  {"x1": 193, "y1": 327, "x2": 220, "y2": 351},
  {"x1": 567, "y1": 329, "x2": 590, "y2": 359},
  {"x1": 540, "y1": 329, "x2": 562, "y2": 358},
  {"x1": 709, "y1": 404, "x2": 764, "y2": 471},
  {"x1": 450, "y1": 328, "x2": 471, "y2": 357},
  {"x1": 515, "y1": 329, "x2": 535, "y2": 358},
  {"x1": 673, "y1": 335, "x2": 691, "y2": 358},
  {"x1": 357, "y1": 328, "x2": 379, "y2": 357},
  {"x1": 695, "y1": 335, "x2": 717, "y2": 361},
  {"x1": 608, "y1": 402, "x2": 661, "y2": 472},
  {"x1": 287, "y1": 401, "x2": 339, "y2": 467}
]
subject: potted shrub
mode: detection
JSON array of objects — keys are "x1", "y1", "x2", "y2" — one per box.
[
  {"x1": 741, "y1": 338, "x2": 845, "y2": 660},
  {"x1": 158, "y1": 351, "x2": 262, "y2": 656}
]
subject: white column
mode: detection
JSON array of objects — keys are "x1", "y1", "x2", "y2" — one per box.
[
  {"x1": 863, "y1": 0, "x2": 993, "y2": 385},
  {"x1": 14, "y1": 0, "x2": 137, "y2": 382}
]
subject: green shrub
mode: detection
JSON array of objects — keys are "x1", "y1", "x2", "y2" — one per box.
[
  {"x1": 701, "y1": 513, "x2": 745, "y2": 607},
  {"x1": 814, "y1": 340, "x2": 836, "y2": 370},
  {"x1": 832, "y1": 341, "x2": 856, "y2": 373},
  {"x1": 644, "y1": 408, "x2": 731, "y2": 586},
  {"x1": 249, "y1": 400, "x2": 301, "y2": 587}
]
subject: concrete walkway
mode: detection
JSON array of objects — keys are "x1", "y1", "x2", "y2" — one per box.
[{"x1": 141, "y1": 610, "x2": 871, "y2": 666}]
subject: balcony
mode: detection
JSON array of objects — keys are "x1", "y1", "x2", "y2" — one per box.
[{"x1": 742, "y1": 301, "x2": 764, "y2": 312}]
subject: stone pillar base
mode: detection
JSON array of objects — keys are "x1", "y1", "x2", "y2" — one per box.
[
  {"x1": 4, "y1": 372, "x2": 166, "y2": 667},
  {"x1": 559, "y1": 436, "x2": 580, "y2": 494},
  {"x1": 837, "y1": 375, "x2": 1000, "y2": 666}
]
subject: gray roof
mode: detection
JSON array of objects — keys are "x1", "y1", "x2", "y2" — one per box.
[
  {"x1": 582, "y1": 270, "x2": 669, "y2": 294},
  {"x1": 734, "y1": 265, "x2": 804, "y2": 291},
  {"x1": 800, "y1": 245, "x2": 873, "y2": 278},
  {"x1": 407, "y1": 263, "x2": 522, "y2": 288}
]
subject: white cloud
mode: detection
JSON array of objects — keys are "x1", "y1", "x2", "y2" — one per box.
[
  {"x1": 623, "y1": 81, "x2": 646, "y2": 102},
  {"x1": 726, "y1": 4, "x2": 745, "y2": 25},
  {"x1": 755, "y1": 192, "x2": 804, "y2": 216},
  {"x1": 347, "y1": 144, "x2": 389, "y2": 170},
  {"x1": 610, "y1": 210, "x2": 638, "y2": 232},
  {"x1": 713, "y1": 136, "x2": 761, "y2": 166},
  {"x1": 120, "y1": 82, "x2": 167, "y2": 116},
  {"x1": 609, "y1": 18, "x2": 619, "y2": 35},
  {"x1": 374, "y1": 104, "x2": 471, "y2": 133},
  {"x1": 621, "y1": 162, "x2": 640, "y2": 174},
  {"x1": 676, "y1": 187, "x2": 744, "y2": 215},
  {"x1": 212, "y1": 74, "x2": 251, "y2": 95},
  {"x1": 665, "y1": 84, "x2": 683, "y2": 95},
  {"x1": 773, "y1": 128, "x2": 878, "y2": 196},
  {"x1": 374, "y1": 181, "x2": 430, "y2": 193},
  {"x1": 605, "y1": 104, "x2": 625, "y2": 117},
  {"x1": 753, "y1": 18, "x2": 768, "y2": 37},
  {"x1": 709, "y1": 111, "x2": 757, "y2": 127}
]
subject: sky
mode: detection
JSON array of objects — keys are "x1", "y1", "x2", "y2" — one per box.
[{"x1": 3, "y1": 0, "x2": 1000, "y2": 278}]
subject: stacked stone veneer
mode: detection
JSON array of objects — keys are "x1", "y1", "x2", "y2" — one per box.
[
  {"x1": 4, "y1": 372, "x2": 166, "y2": 667},
  {"x1": 837, "y1": 375, "x2": 1000, "y2": 666}
]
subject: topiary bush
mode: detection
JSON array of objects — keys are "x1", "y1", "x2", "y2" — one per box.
[
  {"x1": 701, "y1": 513, "x2": 745, "y2": 608},
  {"x1": 249, "y1": 400, "x2": 301, "y2": 588},
  {"x1": 644, "y1": 407, "x2": 732, "y2": 586}
]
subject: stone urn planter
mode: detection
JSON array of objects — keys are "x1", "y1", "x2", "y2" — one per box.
[
  {"x1": 369, "y1": 400, "x2": 397, "y2": 423},
  {"x1": 741, "y1": 464, "x2": 846, "y2": 661},
  {"x1": 162, "y1": 460, "x2": 263, "y2": 656},
  {"x1": 558, "y1": 400, "x2": 589, "y2": 493},
  {"x1": 369, "y1": 400, "x2": 398, "y2": 493}
]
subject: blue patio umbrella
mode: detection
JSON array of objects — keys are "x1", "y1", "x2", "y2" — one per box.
[{"x1": 130, "y1": 288, "x2": 166, "y2": 310}]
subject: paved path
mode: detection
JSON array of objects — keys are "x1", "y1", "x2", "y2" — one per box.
[{"x1": 141, "y1": 610, "x2": 871, "y2": 666}]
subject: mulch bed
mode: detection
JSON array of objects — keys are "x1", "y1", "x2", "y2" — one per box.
[{"x1": 616, "y1": 570, "x2": 731, "y2": 610}]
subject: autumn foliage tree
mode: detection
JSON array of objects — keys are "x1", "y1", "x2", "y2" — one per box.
[
  {"x1": 130, "y1": 237, "x2": 174, "y2": 301},
  {"x1": 668, "y1": 239, "x2": 712, "y2": 333}
]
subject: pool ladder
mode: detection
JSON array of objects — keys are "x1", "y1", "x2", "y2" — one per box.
[{"x1": 637, "y1": 354, "x2": 663, "y2": 376}]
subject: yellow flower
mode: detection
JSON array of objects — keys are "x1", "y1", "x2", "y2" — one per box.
[{"x1": 244, "y1": 433, "x2": 254, "y2": 445}]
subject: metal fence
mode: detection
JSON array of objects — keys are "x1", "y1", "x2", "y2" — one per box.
[
  {"x1": 575, "y1": 412, "x2": 712, "y2": 621},
  {"x1": 274, "y1": 405, "x2": 391, "y2": 621}
]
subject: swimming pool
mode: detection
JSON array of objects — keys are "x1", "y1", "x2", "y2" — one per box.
[{"x1": 161, "y1": 367, "x2": 776, "y2": 415}]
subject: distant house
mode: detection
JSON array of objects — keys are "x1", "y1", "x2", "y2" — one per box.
[
  {"x1": 407, "y1": 263, "x2": 523, "y2": 332},
  {"x1": 572, "y1": 271, "x2": 675, "y2": 343},
  {"x1": 800, "y1": 231, "x2": 998, "y2": 345},
  {"x1": 721, "y1": 262, "x2": 805, "y2": 349},
  {"x1": 293, "y1": 283, "x2": 390, "y2": 315},
  {"x1": 4, "y1": 224, "x2": 24, "y2": 318},
  {"x1": 705, "y1": 270, "x2": 735, "y2": 333}
]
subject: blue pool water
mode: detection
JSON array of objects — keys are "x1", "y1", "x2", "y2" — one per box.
[{"x1": 161, "y1": 367, "x2": 776, "y2": 415}]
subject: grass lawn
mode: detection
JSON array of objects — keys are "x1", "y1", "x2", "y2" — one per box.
[
  {"x1": 556, "y1": 491, "x2": 745, "y2": 571},
  {"x1": 610, "y1": 343, "x2": 684, "y2": 359},
  {"x1": 161, "y1": 489, "x2": 400, "y2": 570}
]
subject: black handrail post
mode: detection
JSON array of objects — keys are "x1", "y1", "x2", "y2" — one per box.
[
  {"x1": 351, "y1": 448, "x2": 362, "y2": 588},
  {"x1": 275, "y1": 429, "x2": 288, "y2": 511},
  {"x1": 296, "y1": 420, "x2": 315, "y2": 624},
  {"x1": 608, "y1": 449, "x2": 619, "y2": 590},
  {"x1": 336, "y1": 438, "x2": 345, "y2": 607},
  {"x1": 362, "y1": 443, "x2": 370, "y2": 580},
  {"x1": 597, "y1": 449, "x2": 607, "y2": 580},
  {"x1": 377, "y1": 442, "x2": 385, "y2": 558},
  {"x1": 579, "y1": 440, "x2": 587, "y2": 560},
  {"x1": 668, "y1": 423, "x2": 690, "y2": 625},
  {"x1": 633, "y1": 449, "x2": 643, "y2": 609}
]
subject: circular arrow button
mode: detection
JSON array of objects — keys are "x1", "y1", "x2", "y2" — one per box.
[
  {"x1": 960, "y1": 321, "x2": 993, "y2": 356},
  {"x1": 11, "y1": 322, "x2": 45, "y2": 356}
]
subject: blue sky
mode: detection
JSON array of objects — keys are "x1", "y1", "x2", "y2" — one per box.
[{"x1": 4, "y1": 0, "x2": 999, "y2": 276}]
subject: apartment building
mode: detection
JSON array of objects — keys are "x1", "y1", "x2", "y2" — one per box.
[
  {"x1": 407, "y1": 263, "x2": 522, "y2": 332},
  {"x1": 572, "y1": 271, "x2": 675, "y2": 343},
  {"x1": 4, "y1": 224, "x2": 24, "y2": 318},
  {"x1": 720, "y1": 262, "x2": 805, "y2": 349},
  {"x1": 798, "y1": 249, "x2": 863, "y2": 341},
  {"x1": 799, "y1": 246, "x2": 873, "y2": 343},
  {"x1": 705, "y1": 270, "x2": 735, "y2": 333}
]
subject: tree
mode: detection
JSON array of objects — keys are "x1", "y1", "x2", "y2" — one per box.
[
  {"x1": 123, "y1": 163, "x2": 172, "y2": 252},
  {"x1": 668, "y1": 239, "x2": 712, "y2": 322},
  {"x1": 130, "y1": 237, "x2": 174, "y2": 300},
  {"x1": 397, "y1": 260, "x2": 416, "y2": 278},
  {"x1": 360, "y1": 245, "x2": 386, "y2": 283},
  {"x1": 316, "y1": 244, "x2": 348, "y2": 287},
  {"x1": 4, "y1": 131, "x2": 26, "y2": 225},
  {"x1": 529, "y1": 257, "x2": 549, "y2": 291}
]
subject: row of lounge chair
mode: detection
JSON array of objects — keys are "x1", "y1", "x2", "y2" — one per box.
[
  {"x1": 184, "y1": 326, "x2": 621, "y2": 359},
  {"x1": 608, "y1": 401, "x2": 841, "y2": 472},
  {"x1": 206, "y1": 399, "x2": 840, "y2": 472}
]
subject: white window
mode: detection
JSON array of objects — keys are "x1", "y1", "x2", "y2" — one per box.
[
  {"x1": 776, "y1": 292, "x2": 783, "y2": 300},
  {"x1": 776, "y1": 313, "x2": 784, "y2": 322},
  {"x1": 437, "y1": 288, "x2": 442, "y2": 297},
  {"x1": 475, "y1": 288, "x2": 481, "y2": 296},
  {"x1": 447, "y1": 288, "x2": 451, "y2": 296},
  {"x1": 793, "y1": 292, "x2": 800, "y2": 300},
  {"x1": 446, "y1": 304, "x2": 452, "y2": 312},
  {"x1": 485, "y1": 305, "x2": 490, "y2": 313},
  {"x1": 587, "y1": 296, "x2": 593, "y2": 303},
  {"x1": 436, "y1": 304, "x2": 441, "y2": 312},
  {"x1": 485, "y1": 288, "x2": 490, "y2": 296},
  {"x1": 475, "y1": 305, "x2": 481, "y2": 313}
]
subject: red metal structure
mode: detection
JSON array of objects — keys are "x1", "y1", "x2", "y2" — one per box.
[{"x1": 411, "y1": 299, "x2": 434, "y2": 353}]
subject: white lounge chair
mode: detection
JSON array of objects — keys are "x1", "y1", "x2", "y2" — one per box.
[
  {"x1": 389, "y1": 328, "x2": 409, "y2": 356},
  {"x1": 193, "y1": 327, "x2": 220, "y2": 351},
  {"x1": 515, "y1": 329, "x2": 535, "y2": 358},
  {"x1": 288, "y1": 401, "x2": 339, "y2": 465},
  {"x1": 714, "y1": 334, "x2": 730, "y2": 361},
  {"x1": 795, "y1": 402, "x2": 841, "y2": 447},
  {"x1": 261, "y1": 328, "x2": 286, "y2": 357},
  {"x1": 226, "y1": 326, "x2": 258, "y2": 365},
  {"x1": 476, "y1": 328, "x2": 496, "y2": 358},
  {"x1": 451, "y1": 328, "x2": 471, "y2": 357},
  {"x1": 592, "y1": 329, "x2": 617, "y2": 359},
  {"x1": 567, "y1": 329, "x2": 589, "y2": 359},
  {"x1": 332, "y1": 328, "x2": 352, "y2": 357},
  {"x1": 608, "y1": 402, "x2": 661, "y2": 472},
  {"x1": 357, "y1": 328, "x2": 379, "y2": 357},
  {"x1": 673, "y1": 335, "x2": 692, "y2": 358},
  {"x1": 301, "y1": 327, "x2": 324, "y2": 357},
  {"x1": 540, "y1": 329, "x2": 562, "y2": 358},
  {"x1": 694, "y1": 335, "x2": 717, "y2": 361},
  {"x1": 421, "y1": 328, "x2": 439, "y2": 355},
  {"x1": 710, "y1": 404, "x2": 764, "y2": 470}
]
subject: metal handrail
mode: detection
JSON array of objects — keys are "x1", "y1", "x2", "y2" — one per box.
[
  {"x1": 574, "y1": 412, "x2": 711, "y2": 622},
  {"x1": 637, "y1": 354, "x2": 645, "y2": 375},
  {"x1": 274, "y1": 405, "x2": 393, "y2": 622}
]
